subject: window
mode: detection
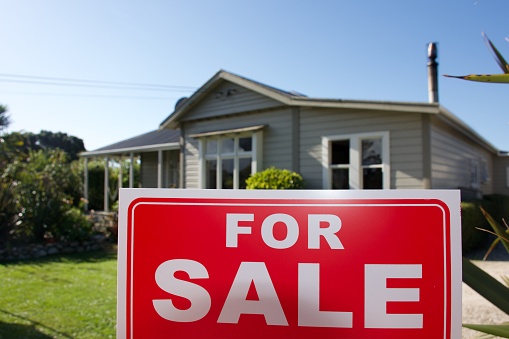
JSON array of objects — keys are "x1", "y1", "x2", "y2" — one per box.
[
  {"x1": 323, "y1": 132, "x2": 390, "y2": 189},
  {"x1": 198, "y1": 130, "x2": 263, "y2": 189}
]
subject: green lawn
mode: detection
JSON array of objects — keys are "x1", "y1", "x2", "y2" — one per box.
[{"x1": 0, "y1": 249, "x2": 117, "y2": 338}]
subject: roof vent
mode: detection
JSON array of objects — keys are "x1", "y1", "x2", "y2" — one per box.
[{"x1": 175, "y1": 97, "x2": 188, "y2": 110}]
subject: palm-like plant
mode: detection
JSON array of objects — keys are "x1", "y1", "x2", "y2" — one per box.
[
  {"x1": 444, "y1": 33, "x2": 509, "y2": 83},
  {"x1": 445, "y1": 33, "x2": 509, "y2": 337}
]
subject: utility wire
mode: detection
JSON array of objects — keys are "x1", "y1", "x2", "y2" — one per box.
[
  {"x1": 0, "y1": 73, "x2": 197, "y2": 92},
  {"x1": 0, "y1": 90, "x2": 174, "y2": 100}
]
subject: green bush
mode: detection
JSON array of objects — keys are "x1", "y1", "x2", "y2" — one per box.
[
  {"x1": 483, "y1": 194, "x2": 509, "y2": 226},
  {"x1": 461, "y1": 201, "x2": 489, "y2": 253},
  {"x1": 246, "y1": 167, "x2": 304, "y2": 189},
  {"x1": 461, "y1": 194, "x2": 509, "y2": 254},
  {"x1": 57, "y1": 207, "x2": 93, "y2": 242},
  {"x1": 2, "y1": 149, "x2": 89, "y2": 244}
]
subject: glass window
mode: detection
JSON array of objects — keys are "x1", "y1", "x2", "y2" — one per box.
[
  {"x1": 362, "y1": 138, "x2": 382, "y2": 165},
  {"x1": 222, "y1": 159, "x2": 234, "y2": 189},
  {"x1": 325, "y1": 132, "x2": 389, "y2": 189},
  {"x1": 332, "y1": 140, "x2": 349, "y2": 165},
  {"x1": 206, "y1": 140, "x2": 217, "y2": 155},
  {"x1": 205, "y1": 159, "x2": 217, "y2": 189},
  {"x1": 202, "y1": 135, "x2": 255, "y2": 189},
  {"x1": 363, "y1": 168, "x2": 383, "y2": 189},
  {"x1": 361, "y1": 138, "x2": 383, "y2": 189},
  {"x1": 332, "y1": 168, "x2": 349, "y2": 189},
  {"x1": 239, "y1": 137, "x2": 252, "y2": 153},
  {"x1": 239, "y1": 157, "x2": 252, "y2": 189},
  {"x1": 221, "y1": 138, "x2": 235, "y2": 154}
]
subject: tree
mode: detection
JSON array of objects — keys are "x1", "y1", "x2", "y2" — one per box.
[
  {"x1": 0, "y1": 104, "x2": 9, "y2": 131},
  {"x1": 1, "y1": 130, "x2": 86, "y2": 162}
]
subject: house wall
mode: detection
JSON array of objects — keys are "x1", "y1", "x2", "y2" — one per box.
[
  {"x1": 140, "y1": 150, "x2": 180, "y2": 188},
  {"x1": 430, "y1": 117, "x2": 494, "y2": 197},
  {"x1": 182, "y1": 82, "x2": 283, "y2": 122},
  {"x1": 299, "y1": 107, "x2": 425, "y2": 189},
  {"x1": 493, "y1": 155, "x2": 509, "y2": 196},
  {"x1": 182, "y1": 108, "x2": 295, "y2": 188}
]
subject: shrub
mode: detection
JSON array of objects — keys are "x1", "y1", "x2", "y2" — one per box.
[
  {"x1": 460, "y1": 195, "x2": 509, "y2": 254},
  {"x1": 57, "y1": 207, "x2": 93, "y2": 242},
  {"x1": 0, "y1": 179, "x2": 19, "y2": 244},
  {"x1": 483, "y1": 194, "x2": 509, "y2": 226},
  {"x1": 4, "y1": 149, "x2": 88, "y2": 244},
  {"x1": 246, "y1": 167, "x2": 304, "y2": 189},
  {"x1": 461, "y1": 201, "x2": 489, "y2": 253}
]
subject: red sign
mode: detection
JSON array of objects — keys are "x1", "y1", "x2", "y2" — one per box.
[{"x1": 117, "y1": 190, "x2": 461, "y2": 338}]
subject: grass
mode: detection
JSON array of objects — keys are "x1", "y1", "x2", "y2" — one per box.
[{"x1": 0, "y1": 248, "x2": 117, "y2": 338}]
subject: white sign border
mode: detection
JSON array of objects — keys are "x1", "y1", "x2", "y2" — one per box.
[{"x1": 117, "y1": 189, "x2": 462, "y2": 339}]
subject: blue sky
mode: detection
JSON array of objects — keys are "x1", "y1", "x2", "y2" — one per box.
[{"x1": 1, "y1": 0, "x2": 508, "y2": 151}]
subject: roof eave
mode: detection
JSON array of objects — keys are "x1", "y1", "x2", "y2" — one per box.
[
  {"x1": 159, "y1": 70, "x2": 294, "y2": 130},
  {"x1": 80, "y1": 142, "x2": 179, "y2": 157},
  {"x1": 437, "y1": 105, "x2": 499, "y2": 154}
]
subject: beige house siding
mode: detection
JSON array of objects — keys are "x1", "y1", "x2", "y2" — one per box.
[
  {"x1": 430, "y1": 117, "x2": 493, "y2": 195},
  {"x1": 493, "y1": 156, "x2": 509, "y2": 196},
  {"x1": 182, "y1": 108, "x2": 295, "y2": 188},
  {"x1": 181, "y1": 82, "x2": 283, "y2": 122},
  {"x1": 299, "y1": 107, "x2": 424, "y2": 189}
]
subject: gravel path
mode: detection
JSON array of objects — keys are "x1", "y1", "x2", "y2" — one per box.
[{"x1": 462, "y1": 244, "x2": 509, "y2": 339}]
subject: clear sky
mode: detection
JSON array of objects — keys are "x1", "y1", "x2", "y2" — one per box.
[{"x1": 1, "y1": 0, "x2": 508, "y2": 151}]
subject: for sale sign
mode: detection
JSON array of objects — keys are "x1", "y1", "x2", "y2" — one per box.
[{"x1": 117, "y1": 189, "x2": 462, "y2": 338}]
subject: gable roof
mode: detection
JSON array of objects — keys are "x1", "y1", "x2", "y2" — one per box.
[
  {"x1": 80, "y1": 129, "x2": 180, "y2": 157},
  {"x1": 159, "y1": 70, "x2": 439, "y2": 130},
  {"x1": 159, "y1": 70, "x2": 502, "y2": 154}
]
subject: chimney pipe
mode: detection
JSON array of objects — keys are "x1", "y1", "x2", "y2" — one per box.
[{"x1": 427, "y1": 42, "x2": 439, "y2": 103}]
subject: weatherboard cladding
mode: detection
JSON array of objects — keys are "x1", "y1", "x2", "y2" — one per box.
[
  {"x1": 182, "y1": 108, "x2": 294, "y2": 188},
  {"x1": 181, "y1": 82, "x2": 284, "y2": 122},
  {"x1": 298, "y1": 106, "x2": 425, "y2": 189},
  {"x1": 430, "y1": 117, "x2": 493, "y2": 194}
]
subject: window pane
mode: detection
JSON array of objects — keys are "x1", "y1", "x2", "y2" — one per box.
[
  {"x1": 222, "y1": 159, "x2": 234, "y2": 189},
  {"x1": 222, "y1": 138, "x2": 235, "y2": 154},
  {"x1": 331, "y1": 140, "x2": 349, "y2": 165},
  {"x1": 362, "y1": 138, "x2": 382, "y2": 165},
  {"x1": 332, "y1": 168, "x2": 349, "y2": 189},
  {"x1": 239, "y1": 158, "x2": 252, "y2": 189},
  {"x1": 239, "y1": 137, "x2": 252, "y2": 152},
  {"x1": 206, "y1": 160, "x2": 217, "y2": 189},
  {"x1": 363, "y1": 168, "x2": 383, "y2": 189},
  {"x1": 206, "y1": 140, "x2": 217, "y2": 155}
]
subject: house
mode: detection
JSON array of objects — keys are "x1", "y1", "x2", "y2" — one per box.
[{"x1": 81, "y1": 64, "x2": 509, "y2": 210}]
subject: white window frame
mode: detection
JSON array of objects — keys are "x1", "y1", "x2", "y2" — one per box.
[
  {"x1": 322, "y1": 131, "x2": 390, "y2": 189},
  {"x1": 469, "y1": 159, "x2": 480, "y2": 189},
  {"x1": 198, "y1": 130, "x2": 263, "y2": 189}
]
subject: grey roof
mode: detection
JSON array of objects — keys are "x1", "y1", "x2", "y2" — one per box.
[{"x1": 80, "y1": 129, "x2": 180, "y2": 157}]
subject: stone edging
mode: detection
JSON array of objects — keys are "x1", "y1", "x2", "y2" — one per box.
[{"x1": 0, "y1": 234, "x2": 110, "y2": 262}]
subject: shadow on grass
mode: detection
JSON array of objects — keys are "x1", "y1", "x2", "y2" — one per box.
[
  {"x1": 0, "y1": 245, "x2": 118, "y2": 267},
  {"x1": 0, "y1": 310, "x2": 72, "y2": 338}
]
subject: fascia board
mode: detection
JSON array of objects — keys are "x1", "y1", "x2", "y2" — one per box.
[{"x1": 80, "y1": 142, "x2": 179, "y2": 157}]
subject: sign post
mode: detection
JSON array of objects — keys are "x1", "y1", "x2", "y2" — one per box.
[{"x1": 117, "y1": 189, "x2": 462, "y2": 338}]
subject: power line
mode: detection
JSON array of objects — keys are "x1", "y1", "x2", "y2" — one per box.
[
  {"x1": 0, "y1": 73, "x2": 198, "y2": 92},
  {"x1": 0, "y1": 90, "x2": 175, "y2": 100}
]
